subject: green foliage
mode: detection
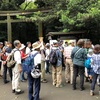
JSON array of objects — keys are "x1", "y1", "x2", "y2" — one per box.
[
  {"x1": 1, "y1": 0, "x2": 100, "y2": 34},
  {"x1": 20, "y1": 1, "x2": 37, "y2": 10},
  {"x1": 58, "y1": 0, "x2": 100, "y2": 31},
  {"x1": 18, "y1": 0, "x2": 66, "y2": 23},
  {"x1": 18, "y1": 0, "x2": 100, "y2": 32}
]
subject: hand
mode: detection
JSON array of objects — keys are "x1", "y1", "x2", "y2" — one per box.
[{"x1": 18, "y1": 64, "x2": 22, "y2": 73}]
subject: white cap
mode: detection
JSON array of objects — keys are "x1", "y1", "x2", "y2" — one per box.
[
  {"x1": 88, "y1": 48, "x2": 93, "y2": 53},
  {"x1": 69, "y1": 40, "x2": 75, "y2": 43},
  {"x1": 46, "y1": 43, "x2": 50, "y2": 46}
]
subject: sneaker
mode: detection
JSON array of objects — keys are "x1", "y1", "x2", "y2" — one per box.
[
  {"x1": 41, "y1": 79, "x2": 47, "y2": 83},
  {"x1": 66, "y1": 81, "x2": 70, "y2": 84},
  {"x1": 56, "y1": 84, "x2": 64, "y2": 88},
  {"x1": 80, "y1": 87, "x2": 85, "y2": 91},
  {"x1": 21, "y1": 80, "x2": 26, "y2": 82},
  {"x1": 15, "y1": 90, "x2": 24, "y2": 95},
  {"x1": 53, "y1": 83, "x2": 56, "y2": 86},
  {"x1": 4, "y1": 80, "x2": 9, "y2": 84},
  {"x1": 90, "y1": 90, "x2": 94, "y2": 96},
  {"x1": 72, "y1": 87, "x2": 76, "y2": 90},
  {"x1": 12, "y1": 89, "x2": 15, "y2": 93}
]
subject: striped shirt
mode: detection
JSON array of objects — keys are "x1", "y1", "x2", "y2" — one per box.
[
  {"x1": 91, "y1": 53, "x2": 100, "y2": 74},
  {"x1": 64, "y1": 45, "x2": 74, "y2": 59}
]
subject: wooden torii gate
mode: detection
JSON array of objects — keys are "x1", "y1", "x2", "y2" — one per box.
[{"x1": 0, "y1": 8, "x2": 51, "y2": 42}]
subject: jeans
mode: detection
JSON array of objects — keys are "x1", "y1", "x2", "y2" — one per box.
[
  {"x1": 91, "y1": 72, "x2": 99, "y2": 91},
  {"x1": 45, "y1": 60, "x2": 50, "y2": 73},
  {"x1": 28, "y1": 73, "x2": 41, "y2": 100},
  {"x1": 73, "y1": 64, "x2": 85, "y2": 89},
  {"x1": 20, "y1": 71, "x2": 26, "y2": 80},
  {"x1": 20, "y1": 63, "x2": 27, "y2": 80}
]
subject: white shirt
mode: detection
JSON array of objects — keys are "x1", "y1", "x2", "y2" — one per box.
[
  {"x1": 13, "y1": 49, "x2": 21, "y2": 64},
  {"x1": 25, "y1": 47, "x2": 31, "y2": 54},
  {"x1": 45, "y1": 49, "x2": 50, "y2": 60},
  {"x1": 31, "y1": 50, "x2": 41, "y2": 66}
]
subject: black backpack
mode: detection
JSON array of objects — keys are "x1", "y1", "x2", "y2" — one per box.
[{"x1": 49, "y1": 49, "x2": 58, "y2": 66}]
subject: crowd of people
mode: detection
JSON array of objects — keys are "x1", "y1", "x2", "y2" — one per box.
[{"x1": 0, "y1": 39, "x2": 100, "y2": 100}]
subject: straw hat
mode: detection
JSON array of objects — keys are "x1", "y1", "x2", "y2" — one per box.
[
  {"x1": 19, "y1": 44, "x2": 25, "y2": 50},
  {"x1": 32, "y1": 41, "x2": 41, "y2": 50}
]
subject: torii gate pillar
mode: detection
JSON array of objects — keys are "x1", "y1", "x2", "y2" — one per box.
[
  {"x1": 7, "y1": 14, "x2": 12, "y2": 42},
  {"x1": 38, "y1": 22, "x2": 43, "y2": 42}
]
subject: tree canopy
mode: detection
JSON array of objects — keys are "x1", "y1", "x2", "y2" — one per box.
[
  {"x1": 1, "y1": 0, "x2": 100, "y2": 32},
  {"x1": 58, "y1": 0, "x2": 100, "y2": 32},
  {"x1": 16, "y1": 0, "x2": 100, "y2": 32},
  {"x1": 0, "y1": 0, "x2": 100, "y2": 43}
]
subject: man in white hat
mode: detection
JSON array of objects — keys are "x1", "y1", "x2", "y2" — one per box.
[{"x1": 27, "y1": 41, "x2": 41, "y2": 100}]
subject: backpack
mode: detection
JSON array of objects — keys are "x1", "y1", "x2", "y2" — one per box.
[
  {"x1": 6, "y1": 50, "x2": 18, "y2": 68},
  {"x1": 84, "y1": 57, "x2": 91, "y2": 69},
  {"x1": 23, "y1": 52, "x2": 39, "y2": 73},
  {"x1": 1, "y1": 53, "x2": 7, "y2": 61},
  {"x1": 49, "y1": 49, "x2": 58, "y2": 66}
]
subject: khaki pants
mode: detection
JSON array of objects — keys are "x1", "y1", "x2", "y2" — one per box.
[
  {"x1": 12, "y1": 64, "x2": 21, "y2": 92},
  {"x1": 65, "y1": 59, "x2": 73, "y2": 84},
  {"x1": 41, "y1": 61, "x2": 45, "y2": 81},
  {"x1": 52, "y1": 65, "x2": 62, "y2": 87}
]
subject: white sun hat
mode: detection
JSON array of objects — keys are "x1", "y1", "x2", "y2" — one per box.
[{"x1": 19, "y1": 44, "x2": 26, "y2": 50}]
